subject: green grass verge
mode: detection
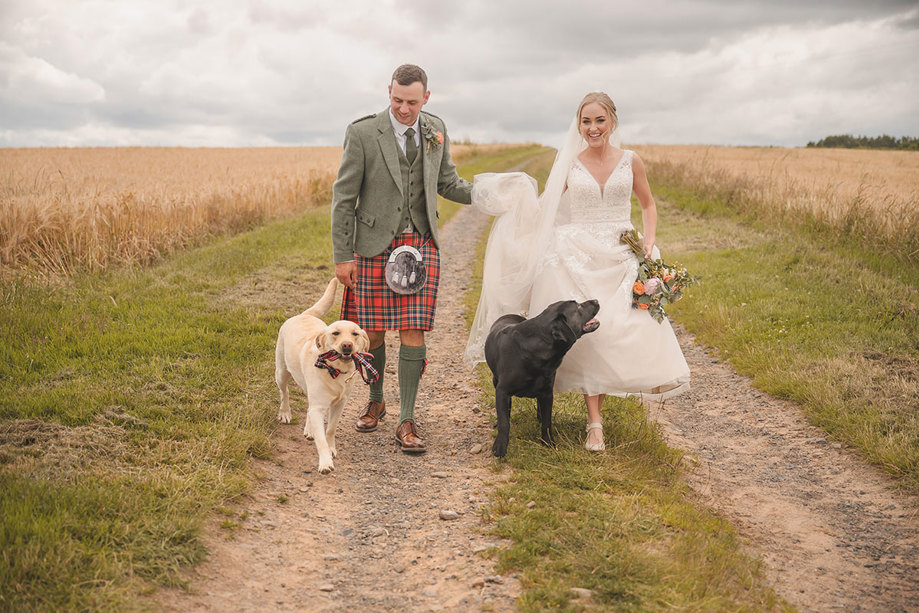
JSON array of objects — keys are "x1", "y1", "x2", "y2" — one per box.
[
  {"x1": 0, "y1": 146, "x2": 541, "y2": 611},
  {"x1": 438, "y1": 144, "x2": 550, "y2": 226},
  {"x1": 647, "y1": 177, "x2": 919, "y2": 491},
  {"x1": 1, "y1": 212, "x2": 327, "y2": 611},
  {"x1": 479, "y1": 388, "x2": 788, "y2": 612},
  {"x1": 466, "y1": 150, "x2": 789, "y2": 611}
]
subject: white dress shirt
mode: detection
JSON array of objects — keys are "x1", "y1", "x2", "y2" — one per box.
[
  {"x1": 389, "y1": 110, "x2": 421, "y2": 233},
  {"x1": 389, "y1": 110, "x2": 421, "y2": 156}
]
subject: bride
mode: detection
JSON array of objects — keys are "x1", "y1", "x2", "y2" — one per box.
[{"x1": 465, "y1": 92, "x2": 690, "y2": 451}]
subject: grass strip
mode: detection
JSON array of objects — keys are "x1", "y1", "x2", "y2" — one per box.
[
  {"x1": 0, "y1": 145, "x2": 539, "y2": 611},
  {"x1": 479, "y1": 391, "x2": 788, "y2": 612},
  {"x1": 466, "y1": 151, "x2": 789, "y2": 611},
  {"x1": 438, "y1": 144, "x2": 550, "y2": 225},
  {"x1": 647, "y1": 173, "x2": 919, "y2": 491}
]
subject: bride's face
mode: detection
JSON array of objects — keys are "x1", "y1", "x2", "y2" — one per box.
[{"x1": 579, "y1": 102, "x2": 615, "y2": 148}]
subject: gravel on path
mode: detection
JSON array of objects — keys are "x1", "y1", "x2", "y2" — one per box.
[
  {"x1": 159, "y1": 204, "x2": 518, "y2": 612},
  {"x1": 656, "y1": 328, "x2": 919, "y2": 612},
  {"x1": 159, "y1": 194, "x2": 919, "y2": 613}
]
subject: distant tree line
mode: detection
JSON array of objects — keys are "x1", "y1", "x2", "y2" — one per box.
[{"x1": 806, "y1": 134, "x2": 919, "y2": 150}]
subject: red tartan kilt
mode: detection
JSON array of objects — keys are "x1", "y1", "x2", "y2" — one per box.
[{"x1": 341, "y1": 232, "x2": 440, "y2": 331}]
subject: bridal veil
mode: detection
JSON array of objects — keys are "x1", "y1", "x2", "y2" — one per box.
[{"x1": 464, "y1": 118, "x2": 620, "y2": 364}]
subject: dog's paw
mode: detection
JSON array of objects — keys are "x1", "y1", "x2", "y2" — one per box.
[
  {"x1": 303, "y1": 423, "x2": 314, "y2": 440},
  {"x1": 492, "y1": 439, "x2": 508, "y2": 458},
  {"x1": 277, "y1": 410, "x2": 292, "y2": 424},
  {"x1": 318, "y1": 460, "x2": 334, "y2": 474},
  {"x1": 329, "y1": 443, "x2": 338, "y2": 458}
]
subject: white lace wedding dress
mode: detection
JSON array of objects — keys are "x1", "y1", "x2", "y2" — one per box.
[{"x1": 526, "y1": 150, "x2": 690, "y2": 399}]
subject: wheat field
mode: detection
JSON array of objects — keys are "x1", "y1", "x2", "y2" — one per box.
[
  {"x1": 11, "y1": 143, "x2": 900, "y2": 277},
  {"x1": 0, "y1": 143, "x2": 512, "y2": 276},
  {"x1": 0, "y1": 147, "x2": 341, "y2": 275},
  {"x1": 632, "y1": 145, "x2": 919, "y2": 259}
]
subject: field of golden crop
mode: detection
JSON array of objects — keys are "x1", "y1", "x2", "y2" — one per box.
[
  {"x1": 0, "y1": 147, "x2": 341, "y2": 275},
  {"x1": 632, "y1": 145, "x2": 919, "y2": 259},
  {"x1": 0, "y1": 143, "x2": 515, "y2": 276}
]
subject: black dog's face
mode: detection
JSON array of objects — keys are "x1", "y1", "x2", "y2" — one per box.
[{"x1": 547, "y1": 299, "x2": 600, "y2": 343}]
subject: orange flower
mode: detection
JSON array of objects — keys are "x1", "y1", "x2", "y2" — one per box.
[
  {"x1": 663, "y1": 274, "x2": 674, "y2": 282},
  {"x1": 633, "y1": 281, "x2": 645, "y2": 294},
  {"x1": 637, "y1": 303, "x2": 650, "y2": 310}
]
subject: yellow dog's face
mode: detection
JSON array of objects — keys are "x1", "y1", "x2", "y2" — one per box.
[{"x1": 316, "y1": 320, "x2": 370, "y2": 358}]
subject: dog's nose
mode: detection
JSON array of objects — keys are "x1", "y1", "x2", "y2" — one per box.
[{"x1": 340, "y1": 341, "x2": 353, "y2": 354}]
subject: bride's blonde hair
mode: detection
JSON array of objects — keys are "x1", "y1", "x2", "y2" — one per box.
[{"x1": 577, "y1": 92, "x2": 618, "y2": 127}]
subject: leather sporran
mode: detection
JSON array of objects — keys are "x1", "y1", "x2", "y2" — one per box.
[{"x1": 385, "y1": 245, "x2": 427, "y2": 294}]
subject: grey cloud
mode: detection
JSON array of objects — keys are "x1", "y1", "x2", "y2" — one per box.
[
  {"x1": 420, "y1": 0, "x2": 913, "y2": 62},
  {"x1": 894, "y1": 9, "x2": 919, "y2": 29},
  {"x1": 0, "y1": 1, "x2": 916, "y2": 147}
]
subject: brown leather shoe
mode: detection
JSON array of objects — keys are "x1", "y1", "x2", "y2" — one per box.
[
  {"x1": 395, "y1": 420, "x2": 426, "y2": 453},
  {"x1": 356, "y1": 400, "x2": 386, "y2": 432}
]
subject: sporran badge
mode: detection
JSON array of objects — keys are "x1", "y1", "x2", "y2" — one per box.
[{"x1": 385, "y1": 245, "x2": 427, "y2": 294}]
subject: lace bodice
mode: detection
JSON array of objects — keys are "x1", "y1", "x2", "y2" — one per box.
[{"x1": 565, "y1": 149, "x2": 634, "y2": 228}]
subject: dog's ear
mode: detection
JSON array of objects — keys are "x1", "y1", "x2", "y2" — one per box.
[
  {"x1": 551, "y1": 314, "x2": 574, "y2": 343},
  {"x1": 358, "y1": 329, "x2": 370, "y2": 353},
  {"x1": 551, "y1": 326, "x2": 567, "y2": 343},
  {"x1": 315, "y1": 330, "x2": 329, "y2": 351}
]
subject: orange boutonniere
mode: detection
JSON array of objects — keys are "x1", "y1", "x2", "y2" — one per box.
[{"x1": 421, "y1": 123, "x2": 443, "y2": 152}]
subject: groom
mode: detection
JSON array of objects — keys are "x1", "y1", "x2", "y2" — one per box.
[{"x1": 331, "y1": 64, "x2": 472, "y2": 453}]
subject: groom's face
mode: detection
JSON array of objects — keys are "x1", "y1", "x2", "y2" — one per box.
[{"x1": 389, "y1": 80, "x2": 430, "y2": 126}]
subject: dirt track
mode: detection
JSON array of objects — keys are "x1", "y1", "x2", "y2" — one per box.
[
  {"x1": 160, "y1": 201, "x2": 919, "y2": 612},
  {"x1": 159, "y1": 203, "x2": 519, "y2": 612},
  {"x1": 655, "y1": 331, "x2": 919, "y2": 612}
]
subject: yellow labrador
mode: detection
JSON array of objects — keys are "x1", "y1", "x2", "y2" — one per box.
[{"x1": 275, "y1": 279, "x2": 370, "y2": 474}]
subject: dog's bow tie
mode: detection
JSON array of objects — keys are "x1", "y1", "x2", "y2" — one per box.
[{"x1": 315, "y1": 350, "x2": 380, "y2": 384}]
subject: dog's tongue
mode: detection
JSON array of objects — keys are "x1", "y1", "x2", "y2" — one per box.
[{"x1": 583, "y1": 319, "x2": 600, "y2": 333}]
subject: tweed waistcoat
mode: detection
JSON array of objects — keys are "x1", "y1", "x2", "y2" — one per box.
[
  {"x1": 330, "y1": 109, "x2": 472, "y2": 263},
  {"x1": 397, "y1": 148, "x2": 430, "y2": 236}
]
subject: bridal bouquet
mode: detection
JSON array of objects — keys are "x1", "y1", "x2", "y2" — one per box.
[{"x1": 621, "y1": 229, "x2": 696, "y2": 323}]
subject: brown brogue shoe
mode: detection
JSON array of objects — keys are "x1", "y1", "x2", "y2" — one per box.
[
  {"x1": 395, "y1": 420, "x2": 426, "y2": 453},
  {"x1": 356, "y1": 400, "x2": 386, "y2": 432}
]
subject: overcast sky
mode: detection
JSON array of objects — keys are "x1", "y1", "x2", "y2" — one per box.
[{"x1": 1, "y1": 0, "x2": 917, "y2": 148}]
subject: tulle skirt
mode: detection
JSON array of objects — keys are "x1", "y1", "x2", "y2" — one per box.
[{"x1": 529, "y1": 221, "x2": 690, "y2": 400}]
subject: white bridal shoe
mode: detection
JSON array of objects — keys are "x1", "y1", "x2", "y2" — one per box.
[{"x1": 585, "y1": 422, "x2": 606, "y2": 451}]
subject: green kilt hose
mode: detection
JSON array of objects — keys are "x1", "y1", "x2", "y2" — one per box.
[{"x1": 341, "y1": 231, "x2": 440, "y2": 331}]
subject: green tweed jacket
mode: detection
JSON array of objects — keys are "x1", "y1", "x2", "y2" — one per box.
[{"x1": 331, "y1": 109, "x2": 472, "y2": 264}]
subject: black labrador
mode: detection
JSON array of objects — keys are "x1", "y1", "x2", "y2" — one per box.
[{"x1": 484, "y1": 299, "x2": 600, "y2": 457}]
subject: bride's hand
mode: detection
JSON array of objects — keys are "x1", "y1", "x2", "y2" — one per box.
[{"x1": 643, "y1": 239, "x2": 655, "y2": 259}]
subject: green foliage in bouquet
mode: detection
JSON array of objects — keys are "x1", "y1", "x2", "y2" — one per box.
[{"x1": 621, "y1": 229, "x2": 697, "y2": 323}]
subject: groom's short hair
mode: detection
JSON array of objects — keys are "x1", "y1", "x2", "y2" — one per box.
[{"x1": 392, "y1": 64, "x2": 428, "y2": 91}]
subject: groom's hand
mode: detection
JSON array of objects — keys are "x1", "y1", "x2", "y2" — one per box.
[{"x1": 335, "y1": 261, "x2": 357, "y2": 289}]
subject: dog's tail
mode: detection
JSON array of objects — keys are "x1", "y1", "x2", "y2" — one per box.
[{"x1": 304, "y1": 278, "x2": 339, "y2": 317}]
